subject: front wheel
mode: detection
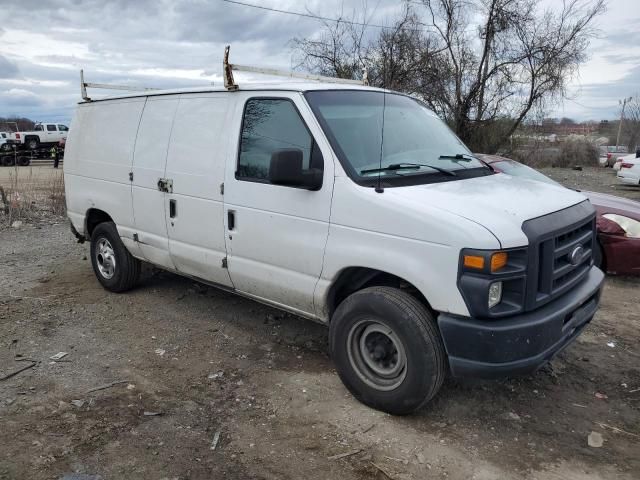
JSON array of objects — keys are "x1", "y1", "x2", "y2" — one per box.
[
  {"x1": 90, "y1": 222, "x2": 140, "y2": 292},
  {"x1": 593, "y1": 240, "x2": 605, "y2": 271},
  {"x1": 329, "y1": 286, "x2": 446, "y2": 415}
]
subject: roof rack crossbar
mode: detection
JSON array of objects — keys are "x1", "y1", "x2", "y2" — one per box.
[
  {"x1": 223, "y1": 45, "x2": 367, "y2": 90},
  {"x1": 80, "y1": 69, "x2": 159, "y2": 101}
]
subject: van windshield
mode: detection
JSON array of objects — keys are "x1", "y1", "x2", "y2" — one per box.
[{"x1": 305, "y1": 90, "x2": 492, "y2": 186}]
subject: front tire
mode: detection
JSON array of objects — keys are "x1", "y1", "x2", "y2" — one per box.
[
  {"x1": 329, "y1": 286, "x2": 446, "y2": 415},
  {"x1": 593, "y1": 240, "x2": 605, "y2": 271},
  {"x1": 90, "y1": 222, "x2": 140, "y2": 292}
]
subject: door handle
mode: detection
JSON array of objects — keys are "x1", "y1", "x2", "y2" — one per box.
[
  {"x1": 227, "y1": 210, "x2": 235, "y2": 230},
  {"x1": 169, "y1": 199, "x2": 177, "y2": 218}
]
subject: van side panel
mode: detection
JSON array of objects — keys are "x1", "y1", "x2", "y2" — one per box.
[
  {"x1": 131, "y1": 96, "x2": 180, "y2": 269},
  {"x1": 164, "y1": 94, "x2": 233, "y2": 287},
  {"x1": 64, "y1": 99, "x2": 146, "y2": 236}
]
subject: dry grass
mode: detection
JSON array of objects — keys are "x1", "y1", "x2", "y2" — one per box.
[{"x1": 0, "y1": 166, "x2": 65, "y2": 225}]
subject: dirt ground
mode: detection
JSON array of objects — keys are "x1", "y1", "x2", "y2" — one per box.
[{"x1": 0, "y1": 167, "x2": 639, "y2": 480}]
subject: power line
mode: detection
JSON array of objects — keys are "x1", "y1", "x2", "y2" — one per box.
[{"x1": 221, "y1": 0, "x2": 422, "y2": 30}]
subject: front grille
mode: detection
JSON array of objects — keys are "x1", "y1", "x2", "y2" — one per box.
[
  {"x1": 522, "y1": 201, "x2": 596, "y2": 311},
  {"x1": 540, "y1": 217, "x2": 593, "y2": 298}
]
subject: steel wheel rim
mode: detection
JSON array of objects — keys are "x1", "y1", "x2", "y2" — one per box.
[
  {"x1": 346, "y1": 318, "x2": 407, "y2": 391},
  {"x1": 96, "y1": 238, "x2": 116, "y2": 279}
]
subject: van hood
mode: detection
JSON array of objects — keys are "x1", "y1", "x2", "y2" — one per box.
[{"x1": 384, "y1": 173, "x2": 589, "y2": 248}]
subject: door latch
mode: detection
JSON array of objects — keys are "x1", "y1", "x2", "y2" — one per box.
[{"x1": 157, "y1": 178, "x2": 173, "y2": 193}]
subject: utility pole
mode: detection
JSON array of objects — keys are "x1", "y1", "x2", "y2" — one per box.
[{"x1": 615, "y1": 96, "x2": 633, "y2": 150}]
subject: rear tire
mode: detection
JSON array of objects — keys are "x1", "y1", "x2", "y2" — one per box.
[
  {"x1": 329, "y1": 286, "x2": 446, "y2": 415},
  {"x1": 17, "y1": 156, "x2": 30, "y2": 166},
  {"x1": 90, "y1": 222, "x2": 140, "y2": 292},
  {"x1": 1, "y1": 155, "x2": 15, "y2": 166}
]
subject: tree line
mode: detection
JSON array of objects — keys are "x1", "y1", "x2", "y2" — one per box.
[{"x1": 292, "y1": 0, "x2": 606, "y2": 153}]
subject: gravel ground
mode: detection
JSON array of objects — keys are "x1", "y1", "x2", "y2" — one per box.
[
  {"x1": 540, "y1": 166, "x2": 640, "y2": 201},
  {"x1": 0, "y1": 167, "x2": 638, "y2": 480}
]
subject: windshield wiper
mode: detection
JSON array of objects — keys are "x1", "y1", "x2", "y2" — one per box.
[
  {"x1": 438, "y1": 153, "x2": 477, "y2": 161},
  {"x1": 361, "y1": 163, "x2": 457, "y2": 176}
]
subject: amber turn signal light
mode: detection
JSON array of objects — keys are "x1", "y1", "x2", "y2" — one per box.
[
  {"x1": 463, "y1": 255, "x2": 485, "y2": 269},
  {"x1": 490, "y1": 252, "x2": 508, "y2": 272}
]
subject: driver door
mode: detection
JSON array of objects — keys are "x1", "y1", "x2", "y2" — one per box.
[{"x1": 223, "y1": 93, "x2": 334, "y2": 317}]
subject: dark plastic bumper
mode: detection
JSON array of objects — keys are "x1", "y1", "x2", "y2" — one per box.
[{"x1": 438, "y1": 266, "x2": 604, "y2": 378}]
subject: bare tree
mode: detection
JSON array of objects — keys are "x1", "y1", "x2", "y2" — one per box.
[
  {"x1": 621, "y1": 95, "x2": 640, "y2": 154},
  {"x1": 292, "y1": 0, "x2": 605, "y2": 153}
]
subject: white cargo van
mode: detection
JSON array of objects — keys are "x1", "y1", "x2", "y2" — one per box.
[{"x1": 64, "y1": 79, "x2": 604, "y2": 414}]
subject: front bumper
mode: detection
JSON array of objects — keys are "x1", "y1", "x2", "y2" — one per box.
[{"x1": 438, "y1": 266, "x2": 604, "y2": 378}]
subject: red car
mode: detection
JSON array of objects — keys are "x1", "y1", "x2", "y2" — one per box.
[{"x1": 476, "y1": 154, "x2": 640, "y2": 275}]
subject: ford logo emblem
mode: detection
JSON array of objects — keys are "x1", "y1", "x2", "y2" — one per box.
[{"x1": 568, "y1": 245, "x2": 584, "y2": 266}]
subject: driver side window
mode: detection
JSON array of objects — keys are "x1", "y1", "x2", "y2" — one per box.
[{"x1": 237, "y1": 98, "x2": 313, "y2": 182}]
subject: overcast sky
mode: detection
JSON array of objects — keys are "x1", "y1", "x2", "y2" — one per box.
[{"x1": 0, "y1": 0, "x2": 638, "y2": 125}]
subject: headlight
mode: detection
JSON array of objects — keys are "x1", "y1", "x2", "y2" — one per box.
[
  {"x1": 602, "y1": 214, "x2": 640, "y2": 238},
  {"x1": 458, "y1": 248, "x2": 527, "y2": 318},
  {"x1": 488, "y1": 282, "x2": 502, "y2": 308}
]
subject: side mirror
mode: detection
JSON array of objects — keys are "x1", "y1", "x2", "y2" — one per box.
[{"x1": 269, "y1": 149, "x2": 323, "y2": 190}]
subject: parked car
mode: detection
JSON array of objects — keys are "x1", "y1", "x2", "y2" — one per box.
[
  {"x1": 612, "y1": 153, "x2": 637, "y2": 171},
  {"x1": 0, "y1": 132, "x2": 16, "y2": 152},
  {"x1": 617, "y1": 157, "x2": 640, "y2": 186},
  {"x1": 65, "y1": 84, "x2": 604, "y2": 414},
  {"x1": 11, "y1": 122, "x2": 69, "y2": 150},
  {"x1": 476, "y1": 154, "x2": 640, "y2": 275},
  {"x1": 604, "y1": 146, "x2": 629, "y2": 167}
]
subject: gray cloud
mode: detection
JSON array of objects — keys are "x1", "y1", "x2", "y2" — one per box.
[
  {"x1": 0, "y1": 0, "x2": 636, "y2": 122},
  {"x1": 0, "y1": 55, "x2": 19, "y2": 78}
]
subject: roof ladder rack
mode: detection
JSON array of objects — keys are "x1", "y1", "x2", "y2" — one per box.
[
  {"x1": 80, "y1": 69, "x2": 160, "y2": 101},
  {"x1": 223, "y1": 45, "x2": 368, "y2": 91}
]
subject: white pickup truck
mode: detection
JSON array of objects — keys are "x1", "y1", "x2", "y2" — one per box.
[{"x1": 11, "y1": 123, "x2": 69, "y2": 149}]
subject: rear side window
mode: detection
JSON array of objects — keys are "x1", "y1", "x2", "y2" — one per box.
[
  {"x1": 46, "y1": 124, "x2": 57, "y2": 131},
  {"x1": 237, "y1": 98, "x2": 312, "y2": 181},
  {"x1": 35, "y1": 125, "x2": 43, "y2": 131}
]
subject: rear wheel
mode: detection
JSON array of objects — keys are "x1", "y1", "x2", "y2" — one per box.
[
  {"x1": 17, "y1": 156, "x2": 30, "y2": 166},
  {"x1": 1, "y1": 155, "x2": 15, "y2": 166},
  {"x1": 329, "y1": 286, "x2": 446, "y2": 415},
  {"x1": 593, "y1": 240, "x2": 605, "y2": 271},
  {"x1": 90, "y1": 222, "x2": 140, "y2": 292}
]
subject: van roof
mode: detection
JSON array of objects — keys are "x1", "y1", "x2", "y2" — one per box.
[{"x1": 80, "y1": 82, "x2": 388, "y2": 103}]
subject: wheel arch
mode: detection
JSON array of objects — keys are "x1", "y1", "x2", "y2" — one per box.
[
  {"x1": 24, "y1": 135, "x2": 40, "y2": 147},
  {"x1": 325, "y1": 267, "x2": 434, "y2": 320},
  {"x1": 85, "y1": 208, "x2": 114, "y2": 239}
]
